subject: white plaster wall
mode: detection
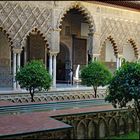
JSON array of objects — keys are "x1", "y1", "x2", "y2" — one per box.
[
  {"x1": 105, "y1": 40, "x2": 116, "y2": 62},
  {"x1": 123, "y1": 44, "x2": 136, "y2": 62}
]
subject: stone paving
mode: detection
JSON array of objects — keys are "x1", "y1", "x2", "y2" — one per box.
[
  {"x1": 0, "y1": 85, "x2": 111, "y2": 138},
  {"x1": 0, "y1": 103, "x2": 116, "y2": 137}
]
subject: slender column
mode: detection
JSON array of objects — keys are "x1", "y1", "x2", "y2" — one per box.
[
  {"x1": 17, "y1": 53, "x2": 21, "y2": 89},
  {"x1": 50, "y1": 27, "x2": 60, "y2": 89},
  {"x1": 49, "y1": 53, "x2": 53, "y2": 76},
  {"x1": 92, "y1": 33, "x2": 100, "y2": 61},
  {"x1": 13, "y1": 52, "x2": 17, "y2": 90},
  {"x1": 13, "y1": 48, "x2": 22, "y2": 90},
  {"x1": 116, "y1": 57, "x2": 120, "y2": 69},
  {"x1": 116, "y1": 54, "x2": 123, "y2": 69},
  {"x1": 87, "y1": 33, "x2": 94, "y2": 63},
  {"x1": 52, "y1": 54, "x2": 57, "y2": 88},
  {"x1": 17, "y1": 53, "x2": 21, "y2": 71},
  {"x1": 24, "y1": 48, "x2": 27, "y2": 65}
]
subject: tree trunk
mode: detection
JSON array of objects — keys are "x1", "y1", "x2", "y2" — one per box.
[
  {"x1": 93, "y1": 87, "x2": 97, "y2": 98},
  {"x1": 30, "y1": 87, "x2": 34, "y2": 102}
]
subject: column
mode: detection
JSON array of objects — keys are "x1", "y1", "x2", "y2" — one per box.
[
  {"x1": 116, "y1": 54, "x2": 123, "y2": 69},
  {"x1": 93, "y1": 54, "x2": 100, "y2": 61},
  {"x1": 49, "y1": 53, "x2": 53, "y2": 76},
  {"x1": 13, "y1": 48, "x2": 22, "y2": 91},
  {"x1": 50, "y1": 27, "x2": 60, "y2": 88},
  {"x1": 116, "y1": 57, "x2": 120, "y2": 69},
  {"x1": 24, "y1": 47, "x2": 27, "y2": 65},
  {"x1": 17, "y1": 52, "x2": 21, "y2": 90},
  {"x1": 92, "y1": 32, "x2": 100, "y2": 61},
  {"x1": 87, "y1": 33, "x2": 94, "y2": 62},
  {"x1": 13, "y1": 52, "x2": 17, "y2": 90},
  {"x1": 52, "y1": 54, "x2": 57, "y2": 88}
]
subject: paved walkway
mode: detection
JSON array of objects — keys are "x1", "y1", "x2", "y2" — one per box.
[{"x1": 0, "y1": 103, "x2": 120, "y2": 137}]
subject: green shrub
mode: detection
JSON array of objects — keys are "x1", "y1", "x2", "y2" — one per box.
[
  {"x1": 16, "y1": 60, "x2": 52, "y2": 102},
  {"x1": 81, "y1": 61, "x2": 112, "y2": 98}
]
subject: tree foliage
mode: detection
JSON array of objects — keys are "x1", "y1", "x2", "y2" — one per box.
[
  {"x1": 105, "y1": 61, "x2": 140, "y2": 139},
  {"x1": 105, "y1": 62, "x2": 140, "y2": 108},
  {"x1": 81, "y1": 61, "x2": 112, "y2": 98},
  {"x1": 16, "y1": 60, "x2": 52, "y2": 102}
]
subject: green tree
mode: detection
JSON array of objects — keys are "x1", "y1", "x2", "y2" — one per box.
[
  {"x1": 16, "y1": 60, "x2": 52, "y2": 102},
  {"x1": 81, "y1": 61, "x2": 112, "y2": 98},
  {"x1": 105, "y1": 61, "x2": 140, "y2": 138}
]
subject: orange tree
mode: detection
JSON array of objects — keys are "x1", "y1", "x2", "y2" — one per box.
[
  {"x1": 105, "y1": 61, "x2": 140, "y2": 138},
  {"x1": 81, "y1": 61, "x2": 112, "y2": 98},
  {"x1": 16, "y1": 60, "x2": 52, "y2": 102}
]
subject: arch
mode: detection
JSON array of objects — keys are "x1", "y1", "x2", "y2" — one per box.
[
  {"x1": 128, "y1": 39, "x2": 139, "y2": 58},
  {"x1": 57, "y1": 42, "x2": 70, "y2": 82},
  {"x1": 118, "y1": 117, "x2": 126, "y2": 135},
  {"x1": 88, "y1": 120, "x2": 97, "y2": 139},
  {"x1": 0, "y1": 27, "x2": 13, "y2": 88},
  {"x1": 98, "y1": 118, "x2": 108, "y2": 138},
  {"x1": 127, "y1": 117, "x2": 135, "y2": 132},
  {"x1": 100, "y1": 36, "x2": 119, "y2": 57},
  {"x1": 77, "y1": 120, "x2": 86, "y2": 139},
  {"x1": 57, "y1": 2, "x2": 95, "y2": 33},
  {"x1": 21, "y1": 27, "x2": 49, "y2": 48},
  {"x1": 100, "y1": 36, "x2": 118, "y2": 73},
  {"x1": 22, "y1": 27, "x2": 49, "y2": 67},
  {"x1": 109, "y1": 118, "x2": 117, "y2": 136},
  {"x1": 0, "y1": 27, "x2": 13, "y2": 46}
]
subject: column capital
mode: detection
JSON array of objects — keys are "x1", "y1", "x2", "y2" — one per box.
[
  {"x1": 117, "y1": 54, "x2": 123, "y2": 58},
  {"x1": 13, "y1": 48, "x2": 23, "y2": 54},
  {"x1": 49, "y1": 51, "x2": 58, "y2": 56},
  {"x1": 88, "y1": 32, "x2": 94, "y2": 36}
]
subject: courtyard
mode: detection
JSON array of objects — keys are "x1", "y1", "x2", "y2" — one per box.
[{"x1": 0, "y1": 1, "x2": 140, "y2": 139}]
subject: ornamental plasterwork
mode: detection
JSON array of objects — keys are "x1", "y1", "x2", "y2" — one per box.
[
  {"x1": 0, "y1": 1, "x2": 51, "y2": 48},
  {"x1": 100, "y1": 17, "x2": 140, "y2": 54},
  {"x1": 56, "y1": 1, "x2": 95, "y2": 33}
]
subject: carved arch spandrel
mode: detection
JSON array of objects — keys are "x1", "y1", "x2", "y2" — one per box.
[
  {"x1": 0, "y1": 27, "x2": 13, "y2": 47},
  {"x1": 56, "y1": 2, "x2": 95, "y2": 34},
  {"x1": 0, "y1": 1, "x2": 51, "y2": 48},
  {"x1": 21, "y1": 28, "x2": 49, "y2": 49}
]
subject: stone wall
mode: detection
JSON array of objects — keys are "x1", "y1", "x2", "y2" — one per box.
[
  {"x1": 54, "y1": 108, "x2": 138, "y2": 139},
  {"x1": 0, "y1": 108, "x2": 138, "y2": 139}
]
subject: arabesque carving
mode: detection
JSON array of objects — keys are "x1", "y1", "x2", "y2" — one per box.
[
  {"x1": 56, "y1": 1, "x2": 95, "y2": 34},
  {"x1": 0, "y1": 1, "x2": 51, "y2": 48}
]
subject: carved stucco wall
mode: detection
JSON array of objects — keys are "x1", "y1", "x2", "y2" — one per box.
[
  {"x1": 0, "y1": 1, "x2": 52, "y2": 49},
  {"x1": 0, "y1": 1, "x2": 140, "y2": 55},
  {"x1": 100, "y1": 17, "x2": 140, "y2": 55},
  {"x1": 55, "y1": 1, "x2": 140, "y2": 56},
  {"x1": 99, "y1": 5, "x2": 140, "y2": 56}
]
